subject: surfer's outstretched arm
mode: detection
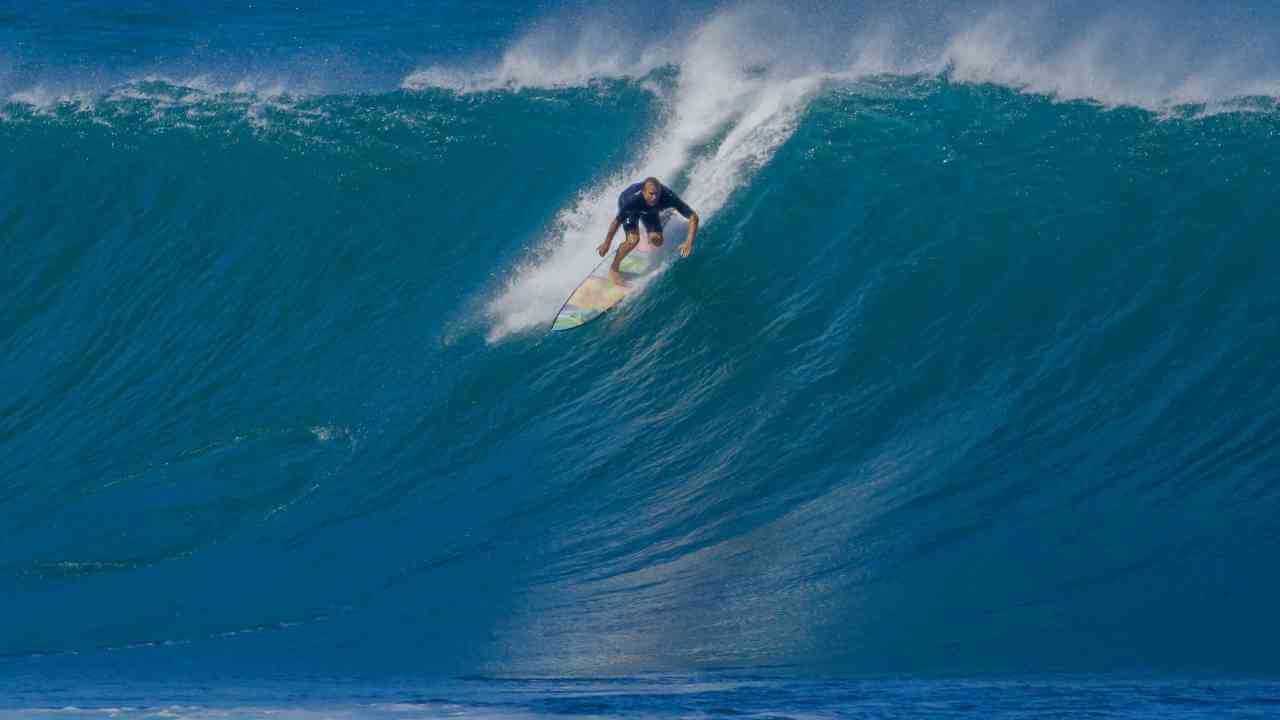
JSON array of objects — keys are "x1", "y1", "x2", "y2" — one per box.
[
  {"x1": 680, "y1": 211, "x2": 700, "y2": 257},
  {"x1": 598, "y1": 217, "x2": 621, "y2": 256}
]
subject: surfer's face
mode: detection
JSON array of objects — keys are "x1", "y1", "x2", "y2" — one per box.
[{"x1": 643, "y1": 183, "x2": 660, "y2": 206}]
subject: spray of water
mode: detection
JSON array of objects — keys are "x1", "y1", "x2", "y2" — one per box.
[{"x1": 477, "y1": 5, "x2": 830, "y2": 340}]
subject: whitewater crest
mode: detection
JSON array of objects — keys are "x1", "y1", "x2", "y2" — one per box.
[
  {"x1": 403, "y1": 3, "x2": 1280, "y2": 108},
  {"x1": 0, "y1": 74, "x2": 331, "y2": 134}
]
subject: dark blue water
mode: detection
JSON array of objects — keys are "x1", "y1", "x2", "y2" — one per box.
[
  {"x1": 2, "y1": 673, "x2": 1279, "y2": 719},
  {"x1": 4, "y1": 1, "x2": 1280, "y2": 715}
]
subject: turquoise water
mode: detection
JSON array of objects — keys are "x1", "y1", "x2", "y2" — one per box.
[{"x1": 3, "y1": 1, "x2": 1280, "y2": 714}]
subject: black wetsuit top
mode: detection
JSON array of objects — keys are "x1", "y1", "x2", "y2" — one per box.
[{"x1": 616, "y1": 182, "x2": 695, "y2": 233}]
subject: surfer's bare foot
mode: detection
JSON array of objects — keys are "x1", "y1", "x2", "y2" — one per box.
[{"x1": 609, "y1": 268, "x2": 628, "y2": 286}]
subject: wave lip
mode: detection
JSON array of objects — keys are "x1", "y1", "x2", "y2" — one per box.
[
  {"x1": 401, "y1": 49, "x2": 674, "y2": 95},
  {"x1": 403, "y1": 3, "x2": 1280, "y2": 111},
  {"x1": 939, "y1": 9, "x2": 1280, "y2": 110}
]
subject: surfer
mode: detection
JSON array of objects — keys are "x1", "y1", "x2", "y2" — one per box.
[{"x1": 597, "y1": 177, "x2": 699, "y2": 285}]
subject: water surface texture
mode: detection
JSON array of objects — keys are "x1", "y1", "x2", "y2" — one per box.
[{"x1": 3, "y1": 1, "x2": 1280, "y2": 713}]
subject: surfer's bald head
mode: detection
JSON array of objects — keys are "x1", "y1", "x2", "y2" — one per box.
[{"x1": 642, "y1": 177, "x2": 662, "y2": 206}]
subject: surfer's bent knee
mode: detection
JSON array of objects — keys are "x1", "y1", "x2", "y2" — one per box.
[{"x1": 649, "y1": 233, "x2": 664, "y2": 246}]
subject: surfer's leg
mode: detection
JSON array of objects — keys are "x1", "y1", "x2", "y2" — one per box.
[
  {"x1": 611, "y1": 230, "x2": 640, "y2": 284},
  {"x1": 648, "y1": 232, "x2": 663, "y2": 247},
  {"x1": 612, "y1": 230, "x2": 640, "y2": 268}
]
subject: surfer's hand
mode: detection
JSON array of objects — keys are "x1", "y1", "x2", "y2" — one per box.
[
  {"x1": 597, "y1": 240, "x2": 611, "y2": 256},
  {"x1": 679, "y1": 241, "x2": 693, "y2": 258}
]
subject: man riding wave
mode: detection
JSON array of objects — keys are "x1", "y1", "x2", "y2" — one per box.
[{"x1": 597, "y1": 177, "x2": 699, "y2": 285}]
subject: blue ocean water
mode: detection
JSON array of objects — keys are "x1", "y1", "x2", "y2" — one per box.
[
  {"x1": 3, "y1": 674, "x2": 1280, "y2": 719},
  {"x1": 4, "y1": 0, "x2": 1280, "y2": 715}
]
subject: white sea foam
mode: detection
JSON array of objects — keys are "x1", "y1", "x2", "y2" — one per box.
[
  {"x1": 403, "y1": 2, "x2": 1280, "y2": 109},
  {"x1": 938, "y1": 9, "x2": 1280, "y2": 110},
  {"x1": 6, "y1": 84, "x2": 97, "y2": 113},
  {"x1": 401, "y1": 43, "x2": 672, "y2": 94},
  {"x1": 3, "y1": 72, "x2": 311, "y2": 129},
  {"x1": 403, "y1": 8, "x2": 682, "y2": 93}
]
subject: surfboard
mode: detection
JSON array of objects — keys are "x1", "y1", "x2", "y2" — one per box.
[{"x1": 550, "y1": 210, "x2": 676, "y2": 331}]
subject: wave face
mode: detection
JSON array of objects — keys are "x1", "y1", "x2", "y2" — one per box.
[{"x1": 3, "y1": 1, "x2": 1280, "y2": 681}]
